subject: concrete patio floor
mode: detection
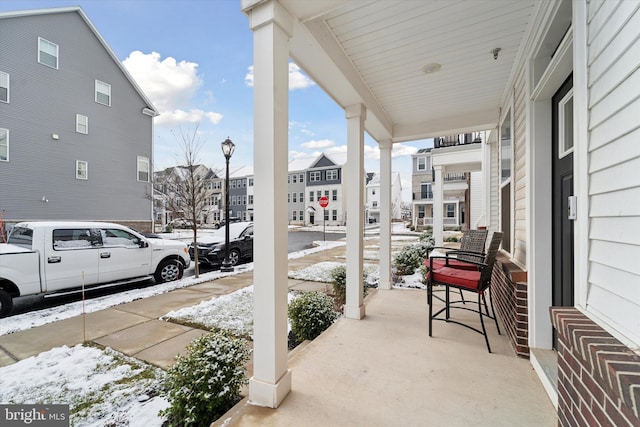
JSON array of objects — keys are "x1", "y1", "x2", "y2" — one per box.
[{"x1": 217, "y1": 287, "x2": 556, "y2": 427}]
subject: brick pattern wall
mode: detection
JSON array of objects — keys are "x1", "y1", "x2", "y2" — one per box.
[
  {"x1": 491, "y1": 258, "x2": 529, "y2": 358},
  {"x1": 550, "y1": 307, "x2": 640, "y2": 427}
]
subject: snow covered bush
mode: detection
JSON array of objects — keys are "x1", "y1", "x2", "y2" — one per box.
[
  {"x1": 288, "y1": 292, "x2": 338, "y2": 341},
  {"x1": 393, "y1": 241, "x2": 434, "y2": 275},
  {"x1": 329, "y1": 265, "x2": 371, "y2": 307},
  {"x1": 160, "y1": 332, "x2": 251, "y2": 427}
]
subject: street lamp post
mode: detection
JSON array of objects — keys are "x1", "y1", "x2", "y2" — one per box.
[{"x1": 220, "y1": 137, "x2": 235, "y2": 272}]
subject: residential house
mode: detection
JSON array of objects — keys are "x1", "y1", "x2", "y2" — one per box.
[
  {"x1": 242, "y1": 1, "x2": 640, "y2": 426},
  {"x1": 365, "y1": 171, "x2": 401, "y2": 223},
  {"x1": 411, "y1": 132, "x2": 486, "y2": 231},
  {"x1": 229, "y1": 165, "x2": 253, "y2": 222},
  {"x1": 153, "y1": 165, "x2": 221, "y2": 227},
  {"x1": 0, "y1": 7, "x2": 158, "y2": 232}
]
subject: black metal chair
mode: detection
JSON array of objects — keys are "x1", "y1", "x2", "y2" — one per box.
[{"x1": 427, "y1": 231, "x2": 503, "y2": 352}]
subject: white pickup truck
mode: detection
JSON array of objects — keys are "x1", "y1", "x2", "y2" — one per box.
[{"x1": 0, "y1": 221, "x2": 191, "y2": 317}]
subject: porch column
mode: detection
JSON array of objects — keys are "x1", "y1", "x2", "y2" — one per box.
[
  {"x1": 378, "y1": 139, "x2": 392, "y2": 290},
  {"x1": 244, "y1": 0, "x2": 292, "y2": 408},
  {"x1": 433, "y1": 164, "x2": 444, "y2": 245},
  {"x1": 345, "y1": 103, "x2": 366, "y2": 319}
]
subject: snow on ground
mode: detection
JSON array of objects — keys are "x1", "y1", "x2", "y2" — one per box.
[{"x1": 0, "y1": 229, "x2": 422, "y2": 426}]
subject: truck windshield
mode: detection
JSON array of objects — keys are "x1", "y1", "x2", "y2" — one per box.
[{"x1": 7, "y1": 226, "x2": 34, "y2": 249}]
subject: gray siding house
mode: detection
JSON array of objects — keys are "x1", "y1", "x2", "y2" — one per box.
[{"x1": 0, "y1": 7, "x2": 158, "y2": 232}]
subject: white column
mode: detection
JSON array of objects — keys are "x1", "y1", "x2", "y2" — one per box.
[
  {"x1": 378, "y1": 139, "x2": 392, "y2": 290},
  {"x1": 245, "y1": 0, "x2": 292, "y2": 408},
  {"x1": 433, "y1": 164, "x2": 444, "y2": 246},
  {"x1": 344, "y1": 103, "x2": 366, "y2": 319}
]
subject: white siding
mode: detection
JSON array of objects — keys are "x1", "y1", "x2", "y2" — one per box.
[
  {"x1": 513, "y1": 66, "x2": 527, "y2": 267},
  {"x1": 470, "y1": 171, "x2": 484, "y2": 228},
  {"x1": 586, "y1": 0, "x2": 640, "y2": 346}
]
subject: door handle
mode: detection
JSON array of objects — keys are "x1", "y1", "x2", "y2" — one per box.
[
  {"x1": 100, "y1": 252, "x2": 111, "y2": 259},
  {"x1": 48, "y1": 256, "x2": 61, "y2": 263}
]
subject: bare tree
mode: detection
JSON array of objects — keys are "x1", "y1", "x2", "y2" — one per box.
[{"x1": 162, "y1": 124, "x2": 215, "y2": 278}]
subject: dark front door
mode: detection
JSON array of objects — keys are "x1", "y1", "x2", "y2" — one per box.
[{"x1": 552, "y1": 74, "x2": 575, "y2": 315}]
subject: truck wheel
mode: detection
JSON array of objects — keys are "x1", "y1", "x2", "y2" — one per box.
[
  {"x1": 0, "y1": 290, "x2": 13, "y2": 318},
  {"x1": 154, "y1": 260, "x2": 184, "y2": 283}
]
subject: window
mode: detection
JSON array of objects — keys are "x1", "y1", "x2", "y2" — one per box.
[
  {"x1": 332, "y1": 189, "x2": 337, "y2": 201},
  {"x1": 420, "y1": 183, "x2": 433, "y2": 199},
  {"x1": 288, "y1": 193, "x2": 291, "y2": 203},
  {"x1": 324, "y1": 210, "x2": 329, "y2": 221},
  {"x1": 38, "y1": 37, "x2": 58, "y2": 69},
  {"x1": 317, "y1": 191, "x2": 321, "y2": 200},
  {"x1": 76, "y1": 114, "x2": 88, "y2": 134},
  {"x1": 242, "y1": 195, "x2": 246, "y2": 205},
  {"x1": 559, "y1": 89, "x2": 574, "y2": 158},
  {"x1": 0, "y1": 128, "x2": 8, "y2": 161},
  {"x1": 310, "y1": 171, "x2": 321, "y2": 182},
  {"x1": 500, "y1": 108, "x2": 513, "y2": 252},
  {"x1": 292, "y1": 193, "x2": 297, "y2": 203},
  {"x1": 248, "y1": 195, "x2": 253, "y2": 204},
  {"x1": 137, "y1": 156, "x2": 149, "y2": 182},
  {"x1": 292, "y1": 211, "x2": 297, "y2": 221},
  {"x1": 0, "y1": 71, "x2": 8, "y2": 103},
  {"x1": 418, "y1": 205, "x2": 425, "y2": 218},
  {"x1": 248, "y1": 178, "x2": 253, "y2": 186},
  {"x1": 95, "y1": 80, "x2": 111, "y2": 106},
  {"x1": 299, "y1": 192, "x2": 304, "y2": 203},
  {"x1": 446, "y1": 204, "x2": 455, "y2": 218},
  {"x1": 417, "y1": 156, "x2": 430, "y2": 171},
  {"x1": 373, "y1": 201, "x2": 378, "y2": 208},
  {"x1": 53, "y1": 228, "x2": 94, "y2": 250},
  {"x1": 309, "y1": 191, "x2": 314, "y2": 202},
  {"x1": 292, "y1": 174, "x2": 297, "y2": 183},
  {"x1": 326, "y1": 169, "x2": 338, "y2": 180},
  {"x1": 324, "y1": 190, "x2": 329, "y2": 197},
  {"x1": 242, "y1": 180, "x2": 246, "y2": 188},
  {"x1": 288, "y1": 175, "x2": 291, "y2": 184},
  {"x1": 332, "y1": 210, "x2": 337, "y2": 221},
  {"x1": 299, "y1": 210, "x2": 303, "y2": 221},
  {"x1": 101, "y1": 228, "x2": 141, "y2": 248},
  {"x1": 76, "y1": 160, "x2": 88, "y2": 180},
  {"x1": 299, "y1": 174, "x2": 304, "y2": 183}
]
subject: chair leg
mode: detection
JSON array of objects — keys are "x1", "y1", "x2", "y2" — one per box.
[
  {"x1": 488, "y1": 287, "x2": 501, "y2": 335},
  {"x1": 478, "y1": 292, "x2": 491, "y2": 353},
  {"x1": 459, "y1": 289, "x2": 466, "y2": 304},
  {"x1": 445, "y1": 285, "x2": 450, "y2": 320}
]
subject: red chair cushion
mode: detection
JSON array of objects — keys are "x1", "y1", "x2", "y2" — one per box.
[
  {"x1": 428, "y1": 258, "x2": 478, "y2": 271},
  {"x1": 430, "y1": 266, "x2": 481, "y2": 291}
]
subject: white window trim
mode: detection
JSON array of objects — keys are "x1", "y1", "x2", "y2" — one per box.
[
  {"x1": 38, "y1": 37, "x2": 59, "y2": 69},
  {"x1": 417, "y1": 156, "x2": 427, "y2": 171},
  {"x1": 76, "y1": 114, "x2": 88, "y2": 134},
  {"x1": 0, "y1": 128, "x2": 8, "y2": 162},
  {"x1": 0, "y1": 71, "x2": 9, "y2": 103},
  {"x1": 76, "y1": 160, "x2": 88, "y2": 180},
  {"x1": 558, "y1": 88, "x2": 574, "y2": 159},
  {"x1": 95, "y1": 80, "x2": 111, "y2": 106},
  {"x1": 137, "y1": 156, "x2": 150, "y2": 182}
]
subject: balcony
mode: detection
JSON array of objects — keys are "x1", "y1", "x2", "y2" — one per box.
[
  {"x1": 434, "y1": 132, "x2": 483, "y2": 148},
  {"x1": 413, "y1": 192, "x2": 434, "y2": 201}
]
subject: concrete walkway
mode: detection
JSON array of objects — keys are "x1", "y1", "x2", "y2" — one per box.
[{"x1": 0, "y1": 240, "x2": 556, "y2": 426}]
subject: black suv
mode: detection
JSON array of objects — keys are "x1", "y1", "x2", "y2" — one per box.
[{"x1": 189, "y1": 222, "x2": 253, "y2": 266}]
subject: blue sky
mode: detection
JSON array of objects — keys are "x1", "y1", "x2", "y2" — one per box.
[{"x1": 1, "y1": 0, "x2": 432, "y2": 201}]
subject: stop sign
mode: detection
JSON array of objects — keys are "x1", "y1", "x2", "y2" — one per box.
[{"x1": 319, "y1": 196, "x2": 329, "y2": 208}]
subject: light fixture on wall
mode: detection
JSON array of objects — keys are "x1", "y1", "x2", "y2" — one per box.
[{"x1": 492, "y1": 47, "x2": 502, "y2": 60}]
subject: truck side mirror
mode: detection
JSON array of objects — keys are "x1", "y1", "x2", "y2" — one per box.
[{"x1": 139, "y1": 240, "x2": 149, "y2": 248}]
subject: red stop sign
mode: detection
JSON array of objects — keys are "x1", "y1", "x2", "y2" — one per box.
[{"x1": 319, "y1": 196, "x2": 329, "y2": 208}]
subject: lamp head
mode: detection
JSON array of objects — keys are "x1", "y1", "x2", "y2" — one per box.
[{"x1": 221, "y1": 137, "x2": 235, "y2": 159}]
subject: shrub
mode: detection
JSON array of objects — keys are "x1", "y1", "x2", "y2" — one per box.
[
  {"x1": 160, "y1": 332, "x2": 251, "y2": 427},
  {"x1": 444, "y1": 236, "x2": 459, "y2": 243},
  {"x1": 419, "y1": 230, "x2": 434, "y2": 242},
  {"x1": 329, "y1": 265, "x2": 370, "y2": 307},
  {"x1": 288, "y1": 292, "x2": 339, "y2": 341},
  {"x1": 393, "y1": 240, "x2": 435, "y2": 275}
]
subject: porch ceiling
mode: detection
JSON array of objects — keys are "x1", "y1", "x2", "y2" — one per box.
[{"x1": 278, "y1": 0, "x2": 540, "y2": 143}]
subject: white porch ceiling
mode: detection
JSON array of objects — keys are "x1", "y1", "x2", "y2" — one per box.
[{"x1": 278, "y1": 0, "x2": 540, "y2": 143}]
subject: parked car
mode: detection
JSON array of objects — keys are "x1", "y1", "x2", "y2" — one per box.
[
  {"x1": 169, "y1": 218, "x2": 194, "y2": 229},
  {"x1": 189, "y1": 222, "x2": 253, "y2": 267},
  {"x1": 214, "y1": 217, "x2": 241, "y2": 229},
  {"x1": 0, "y1": 221, "x2": 191, "y2": 317}
]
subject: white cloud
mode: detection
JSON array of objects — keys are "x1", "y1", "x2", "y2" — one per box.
[
  {"x1": 392, "y1": 143, "x2": 419, "y2": 158},
  {"x1": 301, "y1": 139, "x2": 334, "y2": 149},
  {"x1": 123, "y1": 51, "x2": 223, "y2": 126},
  {"x1": 245, "y1": 62, "x2": 315, "y2": 90}
]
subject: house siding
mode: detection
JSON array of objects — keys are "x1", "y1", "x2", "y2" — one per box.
[
  {"x1": 513, "y1": 66, "x2": 527, "y2": 267},
  {"x1": 586, "y1": 0, "x2": 640, "y2": 346},
  {"x1": 0, "y1": 11, "x2": 153, "y2": 225}
]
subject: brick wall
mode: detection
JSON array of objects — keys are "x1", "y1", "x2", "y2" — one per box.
[
  {"x1": 550, "y1": 307, "x2": 640, "y2": 427},
  {"x1": 491, "y1": 256, "x2": 529, "y2": 358}
]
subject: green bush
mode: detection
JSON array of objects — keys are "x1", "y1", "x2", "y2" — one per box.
[
  {"x1": 160, "y1": 332, "x2": 251, "y2": 427},
  {"x1": 329, "y1": 265, "x2": 371, "y2": 307},
  {"x1": 444, "y1": 236, "x2": 459, "y2": 242},
  {"x1": 288, "y1": 292, "x2": 339, "y2": 341},
  {"x1": 393, "y1": 240, "x2": 435, "y2": 275},
  {"x1": 419, "y1": 230, "x2": 434, "y2": 242}
]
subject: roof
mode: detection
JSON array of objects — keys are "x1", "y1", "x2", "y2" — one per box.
[{"x1": 0, "y1": 6, "x2": 158, "y2": 116}]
